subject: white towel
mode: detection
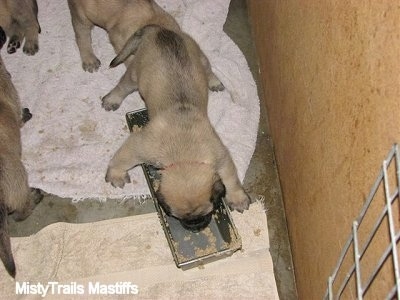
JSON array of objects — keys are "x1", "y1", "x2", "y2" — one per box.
[
  {"x1": 0, "y1": 201, "x2": 278, "y2": 299},
  {"x1": 3, "y1": 0, "x2": 260, "y2": 201}
]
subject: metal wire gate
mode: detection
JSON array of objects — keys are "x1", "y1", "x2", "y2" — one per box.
[{"x1": 324, "y1": 144, "x2": 400, "y2": 299}]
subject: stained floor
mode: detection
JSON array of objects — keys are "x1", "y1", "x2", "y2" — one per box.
[{"x1": 8, "y1": 1, "x2": 297, "y2": 299}]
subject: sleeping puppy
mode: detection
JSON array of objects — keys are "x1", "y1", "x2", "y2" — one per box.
[
  {"x1": 0, "y1": 27, "x2": 42, "y2": 277},
  {"x1": 105, "y1": 25, "x2": 249, "y2": 231},
  {"x1": 0, "y1": 0, "x2": 40, "y2": 55},
  {"x1": 67, "y1": 0, "x2": 224, "y2": 111}
]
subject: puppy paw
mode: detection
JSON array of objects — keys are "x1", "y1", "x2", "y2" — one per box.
[
  {"x1": 23, "y1": 40, "x2": 39, "y2": 55},
  {"x1": 7, "y1": 36, "x2": 21, "y2": 54},
  {"x1": 12, "y1": 210, "x2": 31, "y2": 222},
  {"x1": 21, "y1": 108, "x2": 32, "y2": 124},
  {"x1": 101, "y1": 94, "x2": 122, "y2": 111},
  {"x1": 226, "y1": 188, "x2": 250, "y2": 213},
  {"x1": 209, "y1": 81, "x2": 225, "y2": 92},
  {"x1": 30, "y1": 188, "x2": 44, "y2": 205},
  {"x1": 105, "y1": 167, "x2": 130, "y2": 188},
  {"x1": 12, "y1": 189, "x2": 43, "y2": 222},
  {"x1": 82, "y1": 56, "x2": 101, "y2": 73},
  {"x1": 208, "y1": 74, "x2": 225, "y2": 92}
]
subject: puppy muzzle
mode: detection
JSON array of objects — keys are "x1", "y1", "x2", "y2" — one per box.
[{"x1": 179, "y1": 213, "x2": 212, "y2": 232}]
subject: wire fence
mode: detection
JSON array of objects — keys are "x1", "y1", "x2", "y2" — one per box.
[{"x1": 324, "y1": 144, "x2": 400, "y2": 299}]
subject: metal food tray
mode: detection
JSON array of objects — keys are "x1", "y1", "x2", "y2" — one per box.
[{"x1": 126, "y1": 109, "x2": 242, "y2": 269}]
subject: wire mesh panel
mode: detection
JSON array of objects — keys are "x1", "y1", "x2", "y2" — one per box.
[{"x1": 324, "y1": 144, "x2": 400, "y2": 300}]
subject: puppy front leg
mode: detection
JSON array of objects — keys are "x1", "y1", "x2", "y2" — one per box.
[
  {"x1": 22, "y1": 24, "x2": 39, "y2": 55},
  {"x1": 218, "y1": 154, "x2": 250, "y2": 212},
  {"x1": 102, "y1": 67, "x2": 138, "y2": 111},
  {"x1": 105, "y1": 134, "x2": 144, "y2": 188},
  {"x1": 199, "y1": 50, "x2": 225, "y2": 92}
]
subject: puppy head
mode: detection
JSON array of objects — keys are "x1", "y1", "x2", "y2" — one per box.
[{"x1": 156, "y1": 163, "x2": 225, "y2": 232}]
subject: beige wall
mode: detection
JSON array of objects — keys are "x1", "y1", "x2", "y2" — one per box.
[{"x1": 247, "y1": 0, "x2": 400, "y2": 298}]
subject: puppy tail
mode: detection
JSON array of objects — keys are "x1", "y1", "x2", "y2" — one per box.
[
  {"x1": 0, "y1": 200, "x2": 16, "y2": 278},
  {"x1": 110, "y1": 24, "x2": 160, "y2": 68}
]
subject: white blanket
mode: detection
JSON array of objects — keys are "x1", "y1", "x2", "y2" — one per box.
[
  {"x1": 3, "y1": 0, "x2": 259, "y2": 201},
  {"x1": 0, "y1": 202, "x2": 278, "y2": 299}
]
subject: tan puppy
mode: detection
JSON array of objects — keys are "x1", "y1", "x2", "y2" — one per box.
[
  {"x1": 105, "y1": 25, "x2": 249, "y2": 231},
  {"x1": 0, "y1": 0, "x2": 40, "y2": 55},
  {"x1": 0, "y1": 27, "x2": 42, "y2": 277},
  {"x1": 67, "y1": 0, "x2": 224, "y2": 111}
]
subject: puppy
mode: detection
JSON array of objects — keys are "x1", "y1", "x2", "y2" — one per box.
[
  {"x1": 0, "y1": 0, "x2": 40, "y2": 55},
  {"x1": 67, "y1": 0, "x2": 224, "y2": 111},
  {"x1": 0, "y1": 27, "x2": 42, "y2": 277},
  {"x1": 105, "y1": 25, "x2": 249, "y2": 231}
]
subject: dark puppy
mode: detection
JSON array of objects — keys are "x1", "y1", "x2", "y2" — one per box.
[
  {"x1": 0, "y1": 0, "x2": 41, "y2": 55},
  {"x1": 105, "y1": 25, "x2": 249, "y2": 231},
  {"x1": 0, "y1": 27, "x2": 42, "y2": 278}
]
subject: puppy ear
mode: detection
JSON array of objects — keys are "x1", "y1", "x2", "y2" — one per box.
[
  {"x1": 211, "y1": 176, "x2": 226, "y2": 207},
  {"x1": 0, "y1": 27, "x2": 6, "y2": 50}
]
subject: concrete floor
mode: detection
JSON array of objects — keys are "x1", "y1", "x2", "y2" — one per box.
[{"x1": 9, "y1": 1, "x2": 297, "y2": 299}]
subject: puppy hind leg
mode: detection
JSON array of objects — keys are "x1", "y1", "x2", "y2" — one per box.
[
  {"x1": 109, "y1": 25, "x2": 160, "y2": 68},
  {"x1": 103, "y1": 25, "x2": 159, "y2": 111},
  {"x1": 67, "y1": 2, "x2": 100, "y2": 72},
  {"x1": 101, "y1": 69, "x2": 138, "y2": 111},
  {"x1": 200, "y1": 51, "x2": 225, "y2": 92},
  {"x1": 12, "y1": 0, "x2": 40, "y2": 55},
  {"x1": 73, "y1": 21, "x2": 100, "y2": 72}
]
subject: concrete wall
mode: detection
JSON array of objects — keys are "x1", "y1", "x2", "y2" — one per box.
[{"x1": 247, "y1": 0, "x2": 400, "y2": 298}]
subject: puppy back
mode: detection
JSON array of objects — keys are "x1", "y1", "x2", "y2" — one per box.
[
  {"x1": 0, "y1": 33, "x2": 23, "y2": 142},
  {"x1": 0, "y1": 68, "x2": 23, "y2": 158},
  {"x1": 155, "y1": 28, "x2": 190, "y2": 67},
  {"x1": 0, "y1": 59, "x2": 21, "y2": 124}
]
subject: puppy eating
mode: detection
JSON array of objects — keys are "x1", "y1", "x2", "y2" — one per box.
[
  {"x1": 0, "y1": 0, "x2": 41, "y2": 55},
  {"x1": 0, "y1": 27, "x2": 42, "y2": 277},
  {"x1": 67, "y1": 0, "x2": 224, "y2": 111},
  {"x1": 105, "y1": 24, "x2": 250, "y2": 231}
]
